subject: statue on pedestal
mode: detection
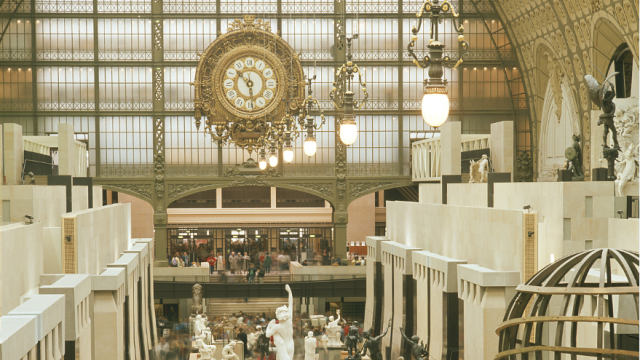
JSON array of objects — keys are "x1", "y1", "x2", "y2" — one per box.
[
  {"x1": 196, "y1": 334, "x2": 217, "y2": 360},
  {"x1": 399, "y1": 328, "x2": 428, "y2": 360},
  {"x1": 319, "y1": 334, "x2": 329, "y2": 354},
  {"x1": 515, "y1": 151, "x2": 533, "y2": 182},
  {"x1": 194, "y1": 314, "x2": 206, "y2": 336},
  {"x1": 585, "y1": 73, "x2": 620, "y2": 179},
  {"x1": 360, "y1": 319, "x2": 391, "y2": 360},
  {"x1": 344, "y1": 321, "x2": 362, "y2": 359},
  {"x1": 192, "y1": 283, "x2": 203, "y2": 315},
  {"x1": 222, "y1": 341, "x2": 240, "y2": 360},
  {"x1": 565, "y1": 134, "x2": 584, "y2": 180},
  {"x1": 324, "y1": 310, "x2": 342, "y2": 346},
  {"x1": 469, "y1": 154, "x2": 490, "y2": 183},
  {"x1": 305, "y1": 331, "x2": 317, "y2": 360},
  {"x1": 265, "y1": 284, "x2": 294, "y2": 360}
]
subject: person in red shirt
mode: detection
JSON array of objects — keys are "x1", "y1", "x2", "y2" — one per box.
[
  {"x1": 259, "y1": 252, "x2": 266, "y2": 266},
  {"x1": 207, "y1": 252, "x2": 216, "y2": 275}
]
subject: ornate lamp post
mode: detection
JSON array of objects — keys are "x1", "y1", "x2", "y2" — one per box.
[
  {"x1": 407, "y1": 0, "x2": 469, "y2": 127},
  {"x1": 330, "y1": 26, "x2": 368, "y2": 146}
]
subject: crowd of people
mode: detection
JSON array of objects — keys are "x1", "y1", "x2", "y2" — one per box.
[{"x1": 154, "y1": 310, "x2": 363, "y2": 360}]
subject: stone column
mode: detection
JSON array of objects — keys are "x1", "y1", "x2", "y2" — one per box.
[
  {"x1": 108, "y1": 253, "x2": 142, "y2": 360},
  {"x1": 3, "y1": 123, "x2": 23, "y2": 185},
  {"x1": 124, "y1": 242, "x2": 153, "y2": 360},
  {"x1": 439, "y1": 121, "x2": 462, "y2": 204},
  {"x1": 58, "y1": 123, "x2": 76, "y2": 177},
  {"x1": 440, "y1": 121, "x2": 461, "y2": 176},
  {"x1": 382, "y1": 241, "x2": 420, "y2": 360},
  {"x1": 489, "y1": 121, "x2": 514, "y2": 177},
  {"x1": 154, "y1": 210, "x2": 168, "y2": 267},
  {"x1": 364, "y1": 236, "x2": 389, "y2": 335},
  {"x1": 333, "y1": 212, "x2": 348, "y2": 259},
  {"x1": 426, "y1": 253, "x2": 466, "y2": 360},
  {"x1": 39, "y1": 274, "x2": 92, "y2": 360},
  {"x1": 457, "y1": 264, "x2": 520, "y2": 360},
  {"x1": 411, "y1": 251, "x2": 433, "y2": 355},
  {"x1": 135, "y1": 239, "x2": 158, "y2": 346},
  {"x1": 92, "y1": 267, "x2": 126, "y2": 360}
]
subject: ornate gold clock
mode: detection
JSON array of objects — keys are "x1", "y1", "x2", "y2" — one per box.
[{"x1": 193, "y1": 16, "x2": 305, "y2": 153}]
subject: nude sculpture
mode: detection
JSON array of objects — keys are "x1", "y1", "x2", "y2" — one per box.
[
  {"x1": 324, "y1": 309, "x2": 341, "y2": 346},
  {"x1": 266, "y1": 284, "x2": 294, "y2": 360}
]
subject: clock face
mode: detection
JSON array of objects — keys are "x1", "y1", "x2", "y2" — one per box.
[{"x1": 216, "y1": 51, "x2": 282, "y2": 118}]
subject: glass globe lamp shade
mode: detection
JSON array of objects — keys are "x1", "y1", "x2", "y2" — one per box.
[
  {"x1": 421, "y1": 93, "x2": 450, "y2": 128},
  {"x1": 258, "y1": 158, "x2": 267, "y2": 170},
  {"x1": 303, "y1": 137, "x2": 317, "y2": 157},
  {"x1": 339, "y1": 118, "x2": 358, "y2": 145},
  {"x1": 269, "y1": 153, "x2": 278, "y2": 167},
  {"x1": 283, "y1": 146, "x2": 294, "y2": 163}
]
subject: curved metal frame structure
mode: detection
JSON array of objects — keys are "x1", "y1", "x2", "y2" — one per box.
[{"x1": 496, "y1": 248, "x2": 639, "y2": 360}]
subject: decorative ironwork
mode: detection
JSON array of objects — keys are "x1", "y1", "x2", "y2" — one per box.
[
  {"x1": 165, "y1": 165, "x2": 219, "y2": 177},
  {"x1": 107, "y1": 183, "x2": 153, "y2": 200},
  {"x1": 99, "y1": 164, "x2": 154, "y2": 178},
  {"x1": 407, "y1": 0, "x2": 470, "y2": 98},
  {"x1": 168, "y1": 183, "x2": 215, "y2": 200},
  {"x1": 153, "y1": 20, "x2": 163, "y2": 50},
  {"x1": 286, "y1": 182, "x2": 334, "y2": 200},
  {"x1": 228, "y1": 176, "x2": 272, "y2": 187},
  {"x1": 349, "y1": 181, "x2": 396, "y2": 198},
  {"x1": 154, "y1": 68, "x2": 163, "y2": 101}
]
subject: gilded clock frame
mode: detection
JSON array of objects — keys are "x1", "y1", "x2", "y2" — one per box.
[
  {"x1": 215, "y1": 47, "x2": 285, "y2": 119},
  {"x1": 193, "y1": 15, "x2": 306, "y2": 151}
]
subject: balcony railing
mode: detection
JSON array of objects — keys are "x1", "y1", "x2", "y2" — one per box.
[{"x1": 412, "y1": 134, "x2": 490, "y2": 182}]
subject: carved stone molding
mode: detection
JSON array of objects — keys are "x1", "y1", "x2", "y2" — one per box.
[
  {"x1": 348, "y1": 181, "x2": 396, "y2": 199},
  {"x1": 287, "y1": 182, "x2": 334, "y2": 200},
  {"x1": 167, "y1": 183, "x2": 215, "y2": 200},
  {"x1": 108, "y1": 183, "x2": 153, "y2": 200},
  {"x1": 229, "y1": 176, "x2": 272, "y2": 187}
]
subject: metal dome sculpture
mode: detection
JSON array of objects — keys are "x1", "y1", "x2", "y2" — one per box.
[{"x1": 496, "y1": 248, "x2": 639, "y2": 359}]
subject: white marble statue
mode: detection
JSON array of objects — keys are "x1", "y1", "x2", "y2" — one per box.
[
  {"x1": 614, "y1": 105, "x2": 639, "y2": 196},
  {"x1": 265, "y1": 284, "x2": 294, "y2": 360},
  {"x1": 194, "y1": 314, "x2": 206, "y2": 336},
  {"x1": 305, "y1": 331, "x2": 317, "y2": 360},
  {"x1": 469, "y1": 154, "x2": 490, "y2": 183},
  {"x1": 324, "y1": 309, "x2": 341, "y2": 346},
  {"x1": 202, "y1": 328, "x2": 213, "y2": 345},
  {"x1": 320, "y1": 334, "x2": 329, "y2": 353},
  {"x1": 196, "y1": 334, "x2": 217, "y2": 360},
  {"x1": 222, "y1": 341, "x2": 240, "y2": 360},
  {"x1": 247, "y1": 330, "x2": 259, "y2": 351}
]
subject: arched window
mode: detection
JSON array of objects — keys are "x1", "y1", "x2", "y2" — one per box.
[{"x1": 608, "y1": 43, "x2": 634, "y2": 99}]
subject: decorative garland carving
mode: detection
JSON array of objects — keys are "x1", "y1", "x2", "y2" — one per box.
[
  {"x1": 168, "y1": 183, "x2": 216, "y2": 200},
  {"x1": 349, "y1": 182, "x2": 395, "y2": 199},
  {"x1": 287, "y1": 182, "x2": 334, "y2": 200},
  {"x1": 229, "y1": 176, "x2": 272, "y2": 187},
  {"x1": 336, "y1": 153, "x2": 347, "y2": 200},
  {"x1": 153, "y1": 20, "x2": 162, "y2": 50},
  {"x1": 109, "y1": 184, "x2": 153, "y2": 200}
]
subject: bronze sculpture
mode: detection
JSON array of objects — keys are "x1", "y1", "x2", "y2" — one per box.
[
  {"x1": 565, "y1": 134, "x2": 584, "y2": 179},
  {"x1": 345, "y1": 321, "x2": 362, "y2": 359},
  {"x1": 399, "y1": 327, "x2": 428, "y2": 360},
  {"x1": 585, "y1": 73, "x2": 620, "y2": 180},
  {"x1": 360, "y1": 319, "x2": 391, "y2": 360}
]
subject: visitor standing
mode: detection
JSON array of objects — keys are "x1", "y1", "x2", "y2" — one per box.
[
  {"x1": 207, "y1": 252, "x2": 216, "y2": 275},
  {"x1": 264, "y1": 253, "x2": 272, "y2": 273},
  {"x1": 216, "y1": 252, "x2": 225, "y2": 273},
  {"x1": 243, "y1": 252, "x2": 251, "y2": 274},
  {"x1": 247, "y1": 263, "x2": 256, "y2": 283},
  {"x1": 182, "y1": 252, "x2": 190, "y2": 267},
  {"x1": 229, "y1": 252, "x2": 238, "y2": 273}
]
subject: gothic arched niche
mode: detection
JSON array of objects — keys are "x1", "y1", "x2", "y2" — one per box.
[{"x1": 537, "y1": 60, "x2": 580, "y2": 181}]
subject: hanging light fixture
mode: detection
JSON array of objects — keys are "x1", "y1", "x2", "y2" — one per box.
[
  {"x1": 282, "y1": 129, "x2": 294, "y2": 163},
  {"x1": 268, "y1": 143, "x2": 278, "y2": 167},
  {"x1": 258, "y1": 148, "x2": 267, "y2": 170},
  {"x1": 330, "y1": 25, "x2": 368, "y2": 146},
  {"x1": 408, "y1": 0, "x2": 469, "y2": 128},
  {"x1": 298, "y1": 74, "x2": 326, "y2": 157}
]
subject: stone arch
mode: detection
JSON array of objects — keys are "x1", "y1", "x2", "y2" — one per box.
[
  {"x1": 101, "y1": 184, "x2": 154, "y2": 207},
  {"x1": 537, "y1": 75, "x2": 581, "y2": 181},
  {"x1": 591, "y1": 13, "x2": 634, "y2": 80},
  {"x1": 166, "y1": 181, "x2": 336, "y2": 207},
  {"x1": 346, "y1": 181, "x2": 415, "y2": 206}
]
